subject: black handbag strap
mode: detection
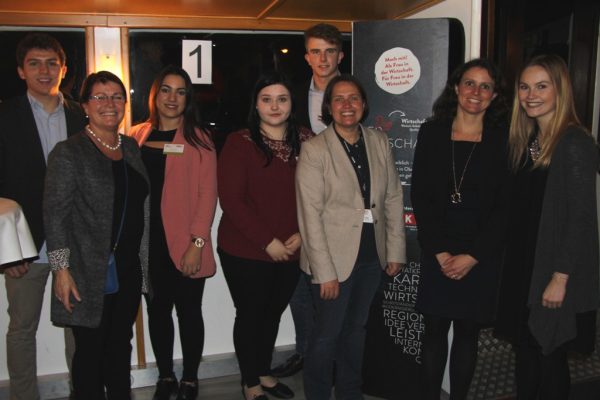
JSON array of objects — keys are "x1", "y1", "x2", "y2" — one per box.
[{"x1": 112, "y1": 154, "x2": 128, "y2": 252}]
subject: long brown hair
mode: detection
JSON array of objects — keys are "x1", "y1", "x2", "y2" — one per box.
[
  {"x1": 508, "y1": 54, "x2": 584, "y2": 170},
  {"x1": 147, "y1": 65, "x2": 212, "y2": 150}
]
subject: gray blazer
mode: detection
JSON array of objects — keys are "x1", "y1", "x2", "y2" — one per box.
[
  {"x1": 296, "y1": 124, "x2": 406, "y2": 284},
  {"x1": 44, "y1": 132, "x2": 149, "y2": 328}
]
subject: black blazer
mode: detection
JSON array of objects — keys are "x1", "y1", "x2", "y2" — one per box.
[
  {"x1": 294, "y1": 79, "x2": 311, "y2": 130},
  {"x1": 0, "y1": 94, "x2": 87, "y2": 250},
  {"x1": 410, "y1": 118, "x2": 510, "y2": 261}
]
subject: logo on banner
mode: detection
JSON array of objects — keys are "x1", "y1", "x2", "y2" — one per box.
[
  {"x1": 372, "y1": 110, "x2": 424, "y2": 185},
  {"x1": 374, "y1": 47, "x2": 421, "y2": 95},
  {"x1": 382, "y1": 261, "x2": 424, "y2": 363}
]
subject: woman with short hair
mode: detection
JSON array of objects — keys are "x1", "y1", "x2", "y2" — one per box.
[
  {"x1": 297, "y1": 74, "x2": 405, "y2": 400},
  {"x1": 45, "y1": 71, "x2": 149, "y2": 400}
]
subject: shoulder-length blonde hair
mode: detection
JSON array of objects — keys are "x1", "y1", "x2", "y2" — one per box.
[{"x1": 509, "y1": 54, "x2": 583, "y2": 170}]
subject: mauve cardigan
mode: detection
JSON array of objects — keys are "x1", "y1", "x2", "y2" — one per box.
[{"x1": 129, "y1": 122, "x2": 218, "y2": 279}]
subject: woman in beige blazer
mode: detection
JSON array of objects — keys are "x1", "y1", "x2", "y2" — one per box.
[{"x1": 296, "y1": 74, "x2": 406, "y2": 400}]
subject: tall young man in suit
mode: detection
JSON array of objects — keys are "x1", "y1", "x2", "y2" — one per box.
[
  {"x1": 271, "y1": 23, "x2": 344, "y2": 378},
  {"x1": 0, "y1": 33, "x2": 86, "y2": 400}
]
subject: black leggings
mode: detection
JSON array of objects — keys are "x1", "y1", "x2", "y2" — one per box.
[
  {"x1": 72, "y1": 265, "x2": 142, "y2": 400},
  {"x1": 514, "y1": 329, "x2": 570, "y2": 400},
  {"x1": 146, "y1": 259, "x2": 206, "y2": 382},
  {"x1": 218, "y1": 248, "x2": 300, "y2": 388},
  {"x1": 419, "y1": 315, "x2": 481, "y2": 400}
]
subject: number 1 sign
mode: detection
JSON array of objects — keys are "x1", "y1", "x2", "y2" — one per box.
[{"x1": 182, "y1": 40, "x2": 212, "y2": 84}]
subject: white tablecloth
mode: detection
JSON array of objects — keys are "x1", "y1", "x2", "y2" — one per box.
[{"x1": 0, "y1": 198, "x2": 38, "y2": 265}]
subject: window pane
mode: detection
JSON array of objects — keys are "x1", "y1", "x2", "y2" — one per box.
[
  {"x1": 129, "y1": 31, "x2": 351, "y2": 150},
  {"x1": 0, "y1": 30, "x2": 86, "y2": 102}
]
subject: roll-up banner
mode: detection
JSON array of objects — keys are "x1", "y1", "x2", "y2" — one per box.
[{"x1": 353, "y1": 18, "x2": 464, "y2": 399}]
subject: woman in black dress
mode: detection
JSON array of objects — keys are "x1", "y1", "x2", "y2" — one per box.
[
  {"x1": 495, "y1": 54, "x2": 599, "y2": 400},
  {"x1": 411, "y1": 59, "x2": 509, "y2": 400}
]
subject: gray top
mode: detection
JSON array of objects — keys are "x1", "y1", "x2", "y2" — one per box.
[
  {"x1": 44, "y1": 132, "x2": 149, "y2": 328},
  {"x1": 528, "y1": 126, "x2": 600, "y2": 354}
]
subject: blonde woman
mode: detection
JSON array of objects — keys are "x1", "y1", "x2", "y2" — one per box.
[{"x1": 495, "y1": 54, "x2": 599, "y2": 400}]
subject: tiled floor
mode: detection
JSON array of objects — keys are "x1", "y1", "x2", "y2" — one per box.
[{"x1": 467, "y1": 328, "x2": 600, "y2": 400}]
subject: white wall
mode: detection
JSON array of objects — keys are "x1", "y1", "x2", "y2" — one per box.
[
  {"x1": 408, "y1": 0, "x2": 480, "y2": 60},
  {"x1": 0, "y1": 204, "x2": 296, "y2": 381}
]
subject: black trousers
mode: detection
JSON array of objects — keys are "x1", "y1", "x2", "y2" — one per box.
[
  {"x1": 218, "y1": 248, "x2": 300, "y2": 387},
  {"x1": 514, "y1": 328, "x2": 570, "y2": 400},
  {"x1": 71, "y1": 265, "x2": 142, "y2": 400},
  {"x1": 419, "y1": 315, "x2": 481, "y2": 400},
  {"x1": 146, "y1": 257, "x2": 206, "y2": 382}
]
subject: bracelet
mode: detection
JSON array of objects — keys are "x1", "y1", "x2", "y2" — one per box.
[{"x1": 552, "y1": 272, "x2": 569, "y2": 281}]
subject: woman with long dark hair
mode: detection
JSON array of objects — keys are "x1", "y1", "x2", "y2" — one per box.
[
  {"x1": 130, "y1": 65, "x2": 217, "y2": 400},
  {"x1": 217, "y1": 71, "x2": 313, "y2": 400},
  {"x1": 495, "y1": 54, "x2": 599, "y2": 400},
  {"x1": 411, "y1": 58, "x2": 509, "y2": 399}
]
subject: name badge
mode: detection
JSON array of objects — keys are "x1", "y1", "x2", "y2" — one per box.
[
  {"x1": 163, "y1": 144, "x2": 184, "y2": 155},
  {"x1": 363, "y1": 209, "x2": 374, "y2": 223}
]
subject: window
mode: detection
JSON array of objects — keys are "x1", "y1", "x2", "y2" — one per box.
[
  {"x1": 0, "y1": 29, "x2": 86, "y2": 102},
  {"x1": 129, "y1": 30, "x2": 351, "y2": 149}
]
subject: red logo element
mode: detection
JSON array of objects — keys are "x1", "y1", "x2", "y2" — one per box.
[
  {"x1": 404, "y1": 212, "x2": 416, "y2": 226},
  {"x1": 374, "y1": 115, "x2": 393, "y2": 132}
]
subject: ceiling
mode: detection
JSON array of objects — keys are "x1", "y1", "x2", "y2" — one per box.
[{"x1": 0, "y1": 0, "x2": 442, "y2": 31}]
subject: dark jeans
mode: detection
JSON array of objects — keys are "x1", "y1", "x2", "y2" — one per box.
[
  {"x1": 418, "y1": 315, "x2": 481, "y2": 400},
  {"x1": 289, "y1": 272, "x2": 314, "y2": 356},
  {"x1": 146, "y1": 260, "x2": 206, "y2": 382},
  {"x1": 303, "y1": 261, "x2": 381, "y2": 400},
  {"x1": 515, "y1": 328, "x2": 570, "y2": 400},
  {"x1": 218, "y1": 248, "x2": 300, "y2": 388},
  {"x1": 71, "y1": 265, "x2": 142, "y2": 400}
]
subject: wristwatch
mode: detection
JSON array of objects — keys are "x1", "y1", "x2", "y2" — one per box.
[{"x1": 192, "y1": 237, "x2": 205, "y2": 248}]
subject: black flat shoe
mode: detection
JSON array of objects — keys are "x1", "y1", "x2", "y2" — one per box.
[
  {"x1": 270, "y1": 353, "x2": 303, "y2": 378},
  {"x1": 153, "y1": 378, "x2": 178, "y2": 400},
  {"x1": 261, "y1": 382, "x2": 294, "y2": 399},
  {"x1": 176, "y1": 380, "x2": 198, "y2": 400}
]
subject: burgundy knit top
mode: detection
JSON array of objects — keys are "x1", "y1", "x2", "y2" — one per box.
[{"x1": 217, "y1": 128, "x2": 314, "y2": 262}]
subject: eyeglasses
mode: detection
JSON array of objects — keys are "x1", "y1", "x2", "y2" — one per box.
[{"x1": 89, "y1": 94, "x2": 126, "y2": 103}]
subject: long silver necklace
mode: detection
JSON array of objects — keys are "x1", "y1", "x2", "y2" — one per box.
[
  {"x1": 85, "y1": 125, "x2": 121, "y2": 151},
  {"x1": 451, "y1": 141, "x2": 477, "y2": 204}
]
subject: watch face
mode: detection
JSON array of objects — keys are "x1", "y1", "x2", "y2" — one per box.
[{"x1": 194, "y1": 237, "x2": 205, "y2": 248}]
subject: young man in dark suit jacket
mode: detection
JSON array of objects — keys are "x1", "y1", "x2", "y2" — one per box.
[
  {"x1": 271, "y1": 23, "x2": 345, "y2": 378},
  {"x1": 295, "y1": 23, "x2": 344, "y2": 134},
  {"x1": 0, "y1": 33, "x2": 86, "y2": 400}
]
